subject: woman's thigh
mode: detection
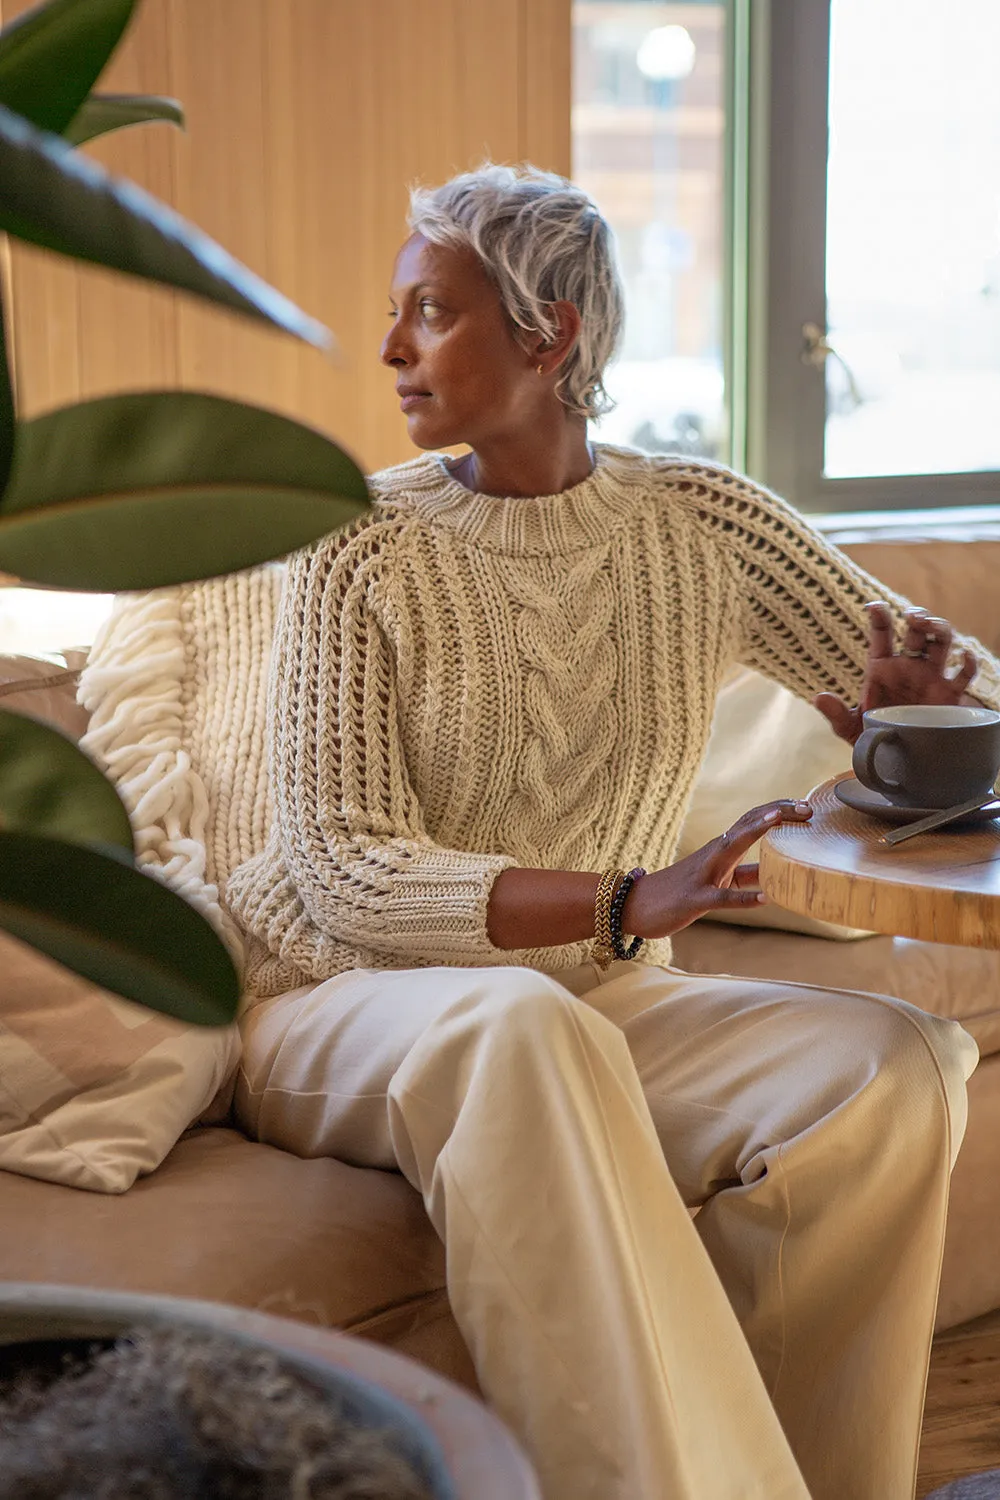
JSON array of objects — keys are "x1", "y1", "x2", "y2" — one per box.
[{"x1": 235, "y1": 965, "x2": 585, "y2": 1169}]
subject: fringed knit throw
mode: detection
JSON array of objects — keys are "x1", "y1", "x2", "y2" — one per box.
[{"x1": 78, "y1": 565, "x2": 284, "y2": 995}]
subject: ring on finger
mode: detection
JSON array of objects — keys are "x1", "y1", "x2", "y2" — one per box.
[{"x1": 900, "y1": 647, "x2": 928, "y2": 659}]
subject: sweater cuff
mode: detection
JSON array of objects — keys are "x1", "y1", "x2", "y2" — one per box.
[{"x1": 372, "y1": 850, "x2": 518, "y2": 962}]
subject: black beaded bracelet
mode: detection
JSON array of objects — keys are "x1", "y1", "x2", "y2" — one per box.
[{"x1": 609, "y1": 866, "x2": 646, "y2": 962}]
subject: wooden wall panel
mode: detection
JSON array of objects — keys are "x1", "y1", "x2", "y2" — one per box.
[
  {"x1": 521, "y1": 0, "x2": 573, "y2": 178},
  {"x1": 2, "y1": 0, "x2": 181, "y2": 412},
  {"x1": 169, "y1": 0, "x2": 283, "y2": 407},
  {"x1": 74, "y1": 0, "x2": 180, "y2": 400},
  {"x1": 2, "y1": 0, "x2": 572, "y2": 472}
]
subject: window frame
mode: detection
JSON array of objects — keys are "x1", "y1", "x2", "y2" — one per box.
[{"x1": 732, "y1": 0, "x2": 1000, "y2": 514}]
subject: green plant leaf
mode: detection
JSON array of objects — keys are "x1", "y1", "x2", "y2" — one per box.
[
  {"x1": 0, "y1": 829, "x2": 239, "y2": 1024},
  {"x1": 0, "y1": 391, "x2": 369, "y2": 589},
  {"x1": 65, "y1": 92, "x2": 184, "y2": 146},
  {"x1": 0, "y1": 0, "x2": 136, "y2": 137},
  {"x1": 0, "y1": 103, "x2": 330, "y2": 347},
  {"x1": 0, "y1": 706, "x2": 133, "y2": 853}
]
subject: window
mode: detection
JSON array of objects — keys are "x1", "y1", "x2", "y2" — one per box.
[
  {"x1": 825, "y1": 0, "x2": 1000, "y2": 482},
  {"x1": 575, "y1": 0, "x2": 1000, "y2": 514},
  {"x1": 573, "y1": 1, "x2": 728, "y2": 462},
  {"x1": 761, "y1": 0, "x2": 1000, "y2": 512}
]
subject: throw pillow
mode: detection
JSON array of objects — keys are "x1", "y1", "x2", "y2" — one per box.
[
  {"x1": 0, "y1": 569, "x2": 282, "y2": 1193},
  {"x1": 677, "y1": 666, "x2": 873, "y2": 939},
  {"x1": 0, "y1": 933, "x2": 237, "y2": 1194}
]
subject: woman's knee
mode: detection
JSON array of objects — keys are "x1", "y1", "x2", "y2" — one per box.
[{"x1": 839, "y1": 991, "x2": 977, "y2": 1159}]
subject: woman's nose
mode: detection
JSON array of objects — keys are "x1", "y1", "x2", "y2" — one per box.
[{"x1": 380, "y1": 322, "x2": 409, "y2": 367}]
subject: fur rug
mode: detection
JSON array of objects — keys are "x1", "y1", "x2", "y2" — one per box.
[{"x1": 925, "y1": 1474, "x2": 1000, "y2": 1498}]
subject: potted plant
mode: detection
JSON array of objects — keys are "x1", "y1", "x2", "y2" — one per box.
[
  {"x1": 0, "y1": 4, "x2": 541, "y2": 1494},
  {"x1": 0, "y1": 1290, "x2": 450, "y2": 1499},
  {"x1": 0, "y1": 0, "x2": 372, "y2": 1030}
]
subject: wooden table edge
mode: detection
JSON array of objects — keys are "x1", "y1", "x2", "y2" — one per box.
[{"x1": 758, "y1": 775, "x2": 1000, "y2": 948}]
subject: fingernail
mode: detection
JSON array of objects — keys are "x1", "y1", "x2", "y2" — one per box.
[
  {"x1": 756, "y1": 893, "x2": 767, "y2": 903},
  {"x1": 794, "y1": 800, "x2": 811, "y2": 812}
]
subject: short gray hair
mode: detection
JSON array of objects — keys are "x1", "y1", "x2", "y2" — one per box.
[{"x1": 407, "y1": 163, "x2": 624, "y2": 421}]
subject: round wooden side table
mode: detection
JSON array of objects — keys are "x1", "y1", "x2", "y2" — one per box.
[{"x1": 760, "y1": 775, "x2": 1000, "y2": 948}]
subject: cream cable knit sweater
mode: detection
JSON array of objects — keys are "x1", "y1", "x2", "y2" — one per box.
[{"x1": 225, "y1": 446, "x2": 1000, "y2": 998}]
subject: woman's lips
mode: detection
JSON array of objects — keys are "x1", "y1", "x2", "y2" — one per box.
[{"x1": 399, "y1": 392, "x2": 431, "y2": 412}]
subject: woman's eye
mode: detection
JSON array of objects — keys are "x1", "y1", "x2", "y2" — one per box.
[{"x1": 419, "y1": 299, "x2": 440, "y2": 318}]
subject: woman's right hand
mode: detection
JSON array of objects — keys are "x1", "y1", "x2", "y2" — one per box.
[{"x1": 624, "y1": 799, "x2": 814, "y2": 940}]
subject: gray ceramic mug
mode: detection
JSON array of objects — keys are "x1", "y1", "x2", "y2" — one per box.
[{"x1": 852, "y1": 704, "x2": 1000, "y2": 808}]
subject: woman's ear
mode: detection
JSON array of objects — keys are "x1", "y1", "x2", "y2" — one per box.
[{"x1": 532, "y1": 301, "x2": 583, "y2": 376}]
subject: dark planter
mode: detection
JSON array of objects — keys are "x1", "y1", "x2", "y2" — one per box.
[{"x1": 0, "y1": 1284, "x2": 540, "y2": 1499}]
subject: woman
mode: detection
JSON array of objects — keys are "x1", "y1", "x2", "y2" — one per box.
[{"x1": 227, "y1": 165, "x2": 997, "y2": 1500}]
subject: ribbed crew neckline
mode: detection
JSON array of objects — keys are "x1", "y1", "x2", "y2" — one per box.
[{"x1": 380, "y1": 443, "x2": 653, "y2": 556}]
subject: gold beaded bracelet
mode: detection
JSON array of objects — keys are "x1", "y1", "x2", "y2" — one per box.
[{"x1": 592, "y1": 867, "x2": 626, "y2": 970}]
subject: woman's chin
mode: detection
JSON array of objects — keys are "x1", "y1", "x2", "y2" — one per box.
[{"x1": 405, "y1": 412, "x2": 460, "y2": 452}]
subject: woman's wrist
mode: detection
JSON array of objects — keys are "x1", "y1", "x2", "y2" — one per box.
[
  {"x1": 486, "y1": 867, "x2": 601, "y2": 950},
  {"x1": 621, "y1": 871, "x2": 651, "y2": 939},
  {"x1": 486, "y1": 863, "x2": 667, "y2": 953}
]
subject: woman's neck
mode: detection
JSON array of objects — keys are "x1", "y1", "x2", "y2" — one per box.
[{"x1": 448, "y1": 418, "x2": 594, "y2": 499}]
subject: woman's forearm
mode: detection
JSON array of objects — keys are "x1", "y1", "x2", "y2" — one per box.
[
  {"x1": 487, "y1": 867, "x2": 600, "y2": 950},
  {"x1": 487, "y1": 799, "x2": 809, "y2": 952}
]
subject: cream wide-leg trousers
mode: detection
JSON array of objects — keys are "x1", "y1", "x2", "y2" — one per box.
[{"x1": 234, "y1": 959, "x2": 977, "y2": 1500}]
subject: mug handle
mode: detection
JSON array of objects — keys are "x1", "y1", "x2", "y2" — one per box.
[{"x1": 852, "y1": 726, "x2": 902, "y2": 796}]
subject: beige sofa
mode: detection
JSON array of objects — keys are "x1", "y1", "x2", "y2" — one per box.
[{"x1": 0, "y1": 515, "x2": 998, "y2": 1392}]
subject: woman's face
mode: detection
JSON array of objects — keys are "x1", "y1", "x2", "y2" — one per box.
[{"x1": 381, "y1": 233, "x2": 542, "y2": 451}]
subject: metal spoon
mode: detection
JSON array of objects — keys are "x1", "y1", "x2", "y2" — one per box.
[{"x1": 882, "y1": 790, "x2": 1000, "y2": 845}]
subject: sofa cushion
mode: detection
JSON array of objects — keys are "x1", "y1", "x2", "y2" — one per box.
[
  {"x1": 672, "y1": 921, "x2": 1000, "y2": 1056},
  {"x1": 677, "y1": 665, "x2": 868, "y2": 939},
  {"x1": 0, "y1": 642, "x2": 241, "y2": 1194},
  {"x1": 0, "y1": 652, "x2": 88, "y2": 739},
  {"x1": 0, "y1": 1126, "x2": 447, "y2": 1330},
  {"x1": 831, "y1": 528, "x2": 1000, "y2": 658}
]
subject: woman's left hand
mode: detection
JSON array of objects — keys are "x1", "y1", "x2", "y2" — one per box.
[{"x1": 814, "y1": 601, "x2": 978, "y2": 745}]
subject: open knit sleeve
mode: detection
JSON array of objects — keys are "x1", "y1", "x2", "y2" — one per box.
[
  {"x1": 226, "y1": 518, "x2": 515, "y2": 972},
  {"x1": 674, "y1": 461, "x2": 1000, "y2": 712}
]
